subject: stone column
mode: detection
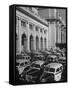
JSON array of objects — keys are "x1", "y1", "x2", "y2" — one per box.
[
  {"x1": 43, "y1": 37, "x2": 45, "y2": 51},
  {"x1": 39, "y1": 37, "x2": 41, "y2": 51},
  {"x1": 27, "y1": 22, "x2": 30, "y2": 52},
  {"x1": 33, "y1": 25, "x2": 36, "y2": 51},
  {"x1": 56, "y1": 22, "x2": 58, "y2": 43},
  {"x1": 18, "y1": 18, "x2": 22, "y2": 54},
  {"x1": 58, "y1": 23, "x2": 61, "y2": 43},
  {"x1": 38, "y1": 28, "x2": 41, "y2": 51},
  {"x1": 54, "y1": 22, "x2": 57, "y2": 48},
  {"x1": 46, "y1": 29, "x2": 48, "y2": 49},
  {"x1": 16, "y1": 17, "x2": 19, "y2": 53}
]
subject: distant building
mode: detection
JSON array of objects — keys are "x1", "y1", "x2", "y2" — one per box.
[
  {"x1": 16, "y1": 6, "x2": 66, "y2": 54},
  {"x1": 16, "y1": 7, "x2": 48, "y2": 54},
  {"x1": 38, "y1": 8, "x2": 66, "y2": 49}
]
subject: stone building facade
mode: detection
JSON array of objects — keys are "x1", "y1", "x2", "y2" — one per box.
[
  {"x1": 38, "y1": 8, "x2": 66, "y2": 49},
  {"x1": 16, "y1": 7, "x2": 49, "y2": 54}
]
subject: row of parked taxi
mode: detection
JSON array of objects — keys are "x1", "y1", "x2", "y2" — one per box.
[{"x1": 16, "y1": 47, "x2": 66, "y2": 83}]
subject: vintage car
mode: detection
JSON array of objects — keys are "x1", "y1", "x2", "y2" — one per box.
[
  {"x1": 40, "y1": 50, "x2": 52, "y2": 60},
  {"x1": 58, "y1": 56, "x2": 66, "y2": 67},
  {"x1": 24, "y1": 68, "x2": 43, "y2": 83},
  {"x1": 16, "y1": 52, "x2": 31, "y2": 60},
  {"x1": 34, "y1": 54, "x2": 45, "y2": 61},
  {"x1": 31, "y1": 51, "x2": 45, "y2": 61},
  {"x1": 54, "y1": 52, "x2": 62, "y2": 58},
  {"x1": 16, "y1": 59, "x2": 31, "y2": 75},
  {"x1": 47, "y1": 55, "x2": 58, "y2": 63},
  {"x1": 32, "y1": 60, "x2": 45, "y2": 69},
  {"x1": 40, "y1": 63, "x2": 63, "y2": 82},
  {"x1": 16, "y1": 52, "x2": 31, "y2": 74},
  {"x1": 21, "y1": 62, "x2": 44, "y2": 83}
]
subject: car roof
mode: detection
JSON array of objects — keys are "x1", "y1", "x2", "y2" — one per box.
[
  {"x1": 33, "y1": 60, "x2": 45, "y2": 66},
  {"x1": 59, "y1": 56, "x2": 66, "y2": 60},
  {"x1": 55, "y1": 52, "x2": 61, "y2": 54},
  {"x1": 45, "y1": 51, "x2": 51, "y2": 54},
  {"x1": 46, "y1": 63, "x2": 63, "y2": 69},
  {"x1": 34, "y1": 54, "x2": 44, "y2": 57},
  {"x1": 16, "y1": 59, "x2": 30, "y2": 63},
  {"x1": 48, "y1": 55, "x2": 57, "y2": 58}
]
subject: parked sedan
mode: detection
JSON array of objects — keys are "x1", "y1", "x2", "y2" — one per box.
[
  {"x1": 32, "y1": 60, "x2": 45, "y2": 67},
  {"x1": 21, "y1": 61, "x2": 45, "y2": 83},
  {"x1": 22, "y1": 66, "x2": 43, "y2": 83},
  {"x1": 58, "y1": 56, "x2": 66, "y2": 69}
]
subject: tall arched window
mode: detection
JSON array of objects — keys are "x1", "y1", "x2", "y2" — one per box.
[
  {"x1": 22, "y1": 34, "x2": 27, "y2": 51},
  {"x1": 36, "y1": 36, "x2": 39, "y2": 51},
  {"x1": 30, "y1": 35, "x2": 34, "y2": 51},
  {"x1": 41, "y1": 37, "x2": 43, "y2": 50},
  {"x1": 16, "y1": 33, "x2": 18, "y2": 52},
  {"x1": 44, "y1": 38, "x2": 46, "y2": 50}
]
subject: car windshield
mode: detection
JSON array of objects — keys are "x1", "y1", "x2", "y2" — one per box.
[
  {"x1": 27, "y1": 69, "x2": 39, "y2": 75},
  {"x1": 23, "y1": 57, "x2": 25, "y2": 59},
  {"x1": 45, "y1": 67, "x2": 49, "y2": 71},
  {"x1": 51, "y1": 58, "x2": 53, "y2": 60},
  {"x1": 25, "y1": 62, "x2": 28, "y2": 65},
  {"x1": 20, "y1": 63, "x2": 24, "y2": 66},
  {"x1": 27, "y1": 57, "x2": 30, "y2": 59},
  {"x1": 49, "y1": 68, "x2": 55, "y2": 72},
  {"x1": 24, "y1": 66, "x2": 30, "y2": 72},
  {"x1": 45, "y1": 67, "x2": 55, "y2": 72},
  {"x1": 16, "y1": 63, "x2": 19, "y2": 66},
  {"x1": 31, "y1": 64, "x2": 40, "y2": 68}
]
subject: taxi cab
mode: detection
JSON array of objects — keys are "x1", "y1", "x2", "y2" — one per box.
[{"x1": 43, "y1": 63, "x2": 63, "y2": 81}]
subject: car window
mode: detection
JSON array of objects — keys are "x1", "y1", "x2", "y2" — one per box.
[
  {"x1": 25, "y1": 62, "x2": 28, "y2": 65},
  {"x1": 45, "y1": 67, "x2": 49, "y2": 71},
  {"x1": 60, "y1": 59, "x2": 63, "y2": 62},
  {"x1": 31, "y1": 64, "x2": 40, "y2": 68},
  {"x1": 51, "y1": 58, "x2": 53, "y2": 60},
  {"x1": 56, "y1": 68, "x2": 59, "y2": 72},
  {"x1": 48, "y1": 57, "x2": 50, "y2": 60},
  {"x1": 28, "y1": 69, "x2": 38, "y2": 74},
  {"x1": 49, "y1": 68, "x2": 55, "y2": 72},
  {"x1": 60, "y1": 66, "x2": 62, "y2": 70},
  {"x1": 48, "y1": 57, "x2": 51, "y2": 61},
  {"x1": 28, "y1": 57, "x2": 30, "y2": 59},
  {"x1": 16, "y1": 62, "x2": 19, "y2": 66},
  {"x1": 20, "y1": 63, "x2": 24, "y2": 66},
  {"x1": 23, "y1": 57, "x2": 25, "y2": 59},
  {"x1": 26, "y1": 57, "x2": 27, "y2": 59},
  {"x1": 24, "y1": 66, "x2": 30, "y2": 72}
]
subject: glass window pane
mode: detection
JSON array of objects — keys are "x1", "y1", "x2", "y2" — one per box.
[
  {"x1": 49, "y1": 68, "x2": 55, "y2": 72},
  {"x1": 21, "y1": 21, "x2": 26, "y2": 27},
  {"x1": 56, "y1": 68, "x2": 59, "y2": 72}
]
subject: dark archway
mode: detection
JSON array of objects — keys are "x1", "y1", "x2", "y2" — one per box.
[
  {"x1": 16, "y1": 33, "x2": 18, "y2": 52},
  {"x1": 36, "y1": 36, "x2": 39, "y2": 51},
  {"x1": 30, "y1": 35, "x2": 34, "y2": 51},
  {"x1": 22, "y1": 33, "x2": 27, "y2": 51},
  {"x1": 41, "y1": 37, "x2": 43, "y2": 50},
  {"x1": 44, "y1": 38, "x2": 46, "y2": 50}
]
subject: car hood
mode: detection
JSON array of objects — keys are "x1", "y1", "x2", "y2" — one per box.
[{"x1": 27, "y1": 69, "x2": 40, "y2": 76}]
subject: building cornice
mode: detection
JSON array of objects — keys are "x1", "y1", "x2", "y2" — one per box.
[
  {"x1": 16, "y1": 7, "x2": 48, "y2": 27},
  {"x1": 46, "y1": 18, "x2": 63, "y2": 24}
]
